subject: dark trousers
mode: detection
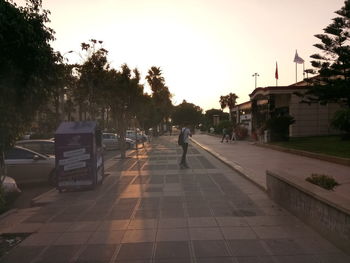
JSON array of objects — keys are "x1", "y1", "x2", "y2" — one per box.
[{"x1": 180, "y1": 143, "x2": 188, "y2": 165}]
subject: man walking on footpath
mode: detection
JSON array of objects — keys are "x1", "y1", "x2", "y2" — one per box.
[{"x1": 179, "y1": 124, "x2": 192, "y2": 169}]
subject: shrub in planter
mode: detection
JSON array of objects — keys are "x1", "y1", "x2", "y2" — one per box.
[
  {"x1": 266, "y1": 115, "x2": 295, "y2": 141},
  {"x1": 306, "y1": 173, "x2": 339, "y2": 190}
]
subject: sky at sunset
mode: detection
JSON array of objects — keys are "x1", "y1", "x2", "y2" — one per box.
[{"x1": 15, "y1": 0, "x2": 346, "y2": 111}]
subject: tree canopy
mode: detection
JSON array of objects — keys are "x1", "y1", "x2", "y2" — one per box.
[
  {"x1": 0, "y1": 0, "x2": 57, "y2": 151},
  {"x1": 171, "y1": 100, "x2": 203, "y2": 126},
  {"x1": 305, "y1": 0, "x2": 350, "y2": 107}
]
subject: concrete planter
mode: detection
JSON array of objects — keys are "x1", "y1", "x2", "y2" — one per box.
[{"x1": 266, "y1": 169, "x2": 350, "y2": 254}]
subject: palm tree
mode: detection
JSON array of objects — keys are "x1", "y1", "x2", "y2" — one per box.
[
  {"x1": 219, "y1": 93, "x2": 238, "y2": 122},
  {"x1": 146, "y1": 66, "x2": 173, "y2": 134}
]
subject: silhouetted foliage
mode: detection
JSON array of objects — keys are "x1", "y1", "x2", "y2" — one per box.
[
  {"x1": 305, "y1": 0, "x2": 350, "y2": 108},
  {"x1": 171, "y1": 100, "x2": 203, "y2": 127},
  {"x1": 0, "y1": 0, "x2": 58, "y2": 179}
]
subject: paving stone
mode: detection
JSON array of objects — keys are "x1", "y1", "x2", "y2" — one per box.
[
  {"x1": 251, "y1": 226, "x2": 289, "y2": 239},
  {"x1": 23, "y1": 214, "x2": 53, "y2": 223},
  {"x1": 216, "y1": 217, "x2": 248, "y2": 227},
  {"x1": 234, "y1": 256, "x2": 276, "y2": 263},
  {"x1": 192, "y1": 240, "x2": 230, "y2": 258},
  {"x1": 54, "y1": 232, "x2": 92, "y2": 245},
  {"x1": 313, "y1": 253, "x2": 350, "y2": 263},
  {"x1": 39, "y1": 222, "x2": 72, "y2": 233},
  {"x1": 293, "y1": 237, "x2": 340, "y2": 254},
  {"x1": 221, "y1": 227, "x2": 257, "y2": 240},
  {"x1": 35, "y1": 245, "x2": 81, "y2": 263},
  {"x1": 98, "y1": 220, "x2": 130, "y2": 231},
  {"x1": 155, "y1": 241, "x2": 191, "y2": 259},
  {"x1": 263, "y1": 239, "x2": 305, "y2": 255},
  {"x1": 0, "y1": 246, "x2": 45, "y2": 263},
  {"x1": 228, "y1": 239, "x2": 269, "y2": 256},
  {"x1": 274, "y1": 255, "x2": 320, "y2": 263},
  {"x1": 128, "y1": 219, "x2": 157, "y2": 229},
  {"x1": 88, "y1": 230, "x2": 125, "y2": 244},
  {"x1": 76, "y1": 244, "x2": 117, "y2": 262},
  {"x1": 154, "y1": 259, "x2": 192, "y2": 263},
  {"x1": 188, "y1": 217, "x2": 218, "y2": 227},
  {"x1": 158, "y1": 218, "x2": 188, "y2": 228},
  {"x1": 19, "y1": 232, "x2": 62, "y2": 246},
  {"x1": 134, "y1": 209, "x2": 159, "y2": 219},
  {"x1": 122, "y1": 229, "x2": 156, "y2": 243},
  {"x1": 116, "y1": 242, "x2": 154, "y2": 261},
  {"x1": 190, "y1": 227, "x2": 224, "y2": 240},
  {"x1": 67, "y1": 221, "x2": 100, "y2": 232},
  {"x1": 156, "y1": 228, "x2": 189, "y2": 241},
  {"x1": 161, "y1": 209, "x2": 185, "y2": 218}
]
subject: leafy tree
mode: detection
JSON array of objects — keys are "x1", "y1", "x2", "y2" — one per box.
[
  {"x1": 105, "y1": 65, "x2": 144, "y2": 158},
  {"x1": 304, "y1": 1, "x2": 350, "y2": 136},
  {"x1": 305, "y1": 0, "x2": 350, "y2": 106},
  {"x1": 171, "y1": 100, "x2": 203, "y2": 128},
  {"x1": 219, "y1": 93, "x2": 238, "y2": 122},
  {"x1": 0, "y1": 0, "x2": 58, "y2": 178},
  {"x1": 76, "y1": 39, "x2": 109, "y2": 121},
  {"x1": 146, "y1": 67, "x2": 173, "y2": 134},
  {"x1": 204, "y1": 109, "x2": 229, "y2": 128}
]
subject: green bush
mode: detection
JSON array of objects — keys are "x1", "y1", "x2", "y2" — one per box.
[
  {"x1": 306, "y1": 173, "x2": 339, "y2": 190},
  {"x1": 266, "y1": 115, "x2": 295, "y2": 141},
  {"x1": 216, "y1": 120, "x2": 233, "y2": 134},
  {"x1": 331, "y1": 108, "x2": 350, "y2": 140}
]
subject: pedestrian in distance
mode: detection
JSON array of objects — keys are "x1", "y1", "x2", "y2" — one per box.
[
  {"x1": 221, "y1": 128, "x2": 227, "y2": 143},
  {"x1": 230, "y1": 129, "x2": 237, "y2": 143},
  {"x1": 178, "y1": 124, "x2": 192, "y2": 169}
]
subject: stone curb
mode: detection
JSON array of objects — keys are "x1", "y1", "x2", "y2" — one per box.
[
  {"x1": 0, "y1": 208, "x2": 18, "y2": 221},
  {"x1": 190, "y1": 138, "x2": 267, "y2": 191},
  {"x1": 256, "y1": 142, "x2": 350, "y2": 167}
]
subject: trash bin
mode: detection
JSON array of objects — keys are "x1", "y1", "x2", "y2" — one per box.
[{"x1": 55, "y1": 121, "x2": 104, "y2": 192}]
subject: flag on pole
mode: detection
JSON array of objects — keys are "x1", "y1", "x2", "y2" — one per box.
[
  {"x1": 293, "y1": 50, "x2": 304, "y2": 64},
  {"x1": 275, "y1": 62, "x2": 279, "y2": 79}
]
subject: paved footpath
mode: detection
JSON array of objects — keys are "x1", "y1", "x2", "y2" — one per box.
[
  {"x1": 192, "y1": 134, "x2": 350, "y2": 202},
  {"x1": 0, "y1": 136, "x2": 349, "y2": 263}
]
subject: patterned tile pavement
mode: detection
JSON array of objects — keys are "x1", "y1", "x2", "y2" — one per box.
[{"x1": 0, "y1": 136, "x2": 348, "y2": 263}]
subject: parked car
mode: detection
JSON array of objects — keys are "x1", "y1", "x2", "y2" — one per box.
[
  {"x1": 102, "y1": 133, "x2": 135, "y2": 150},
  {"x1": 126, "y1": 130, "x2": 147, "y2": 143},
  {"x1": 5, "y1": 146, "x2": 56, "y2": 186},
  {"x1": 16, "y1": 139, "x2": 55, "y2": 156}
]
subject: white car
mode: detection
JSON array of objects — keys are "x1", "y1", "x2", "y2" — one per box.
[
  {"x1": 102, "y1": 133, "x2": 135, "y2": 150},
  {"x1": 5, "y1": 146, "x2": 56, "y2": 185}
]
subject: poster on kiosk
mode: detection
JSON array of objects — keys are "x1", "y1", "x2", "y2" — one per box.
[{"x1": 55, "y1": 121, "x2": 104, "y2": 191}]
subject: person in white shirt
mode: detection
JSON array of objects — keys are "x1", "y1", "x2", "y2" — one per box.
[{"x1": 179, "y1": 125, "x2": 192, "y2": 168}]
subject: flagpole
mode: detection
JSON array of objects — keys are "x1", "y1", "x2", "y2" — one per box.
[
  {"x1": 303, "y1": 62, "x2": 305, "y2": 80},
  {"x1": 295, "y1": 62, "x2": 297, "y2": 83}
]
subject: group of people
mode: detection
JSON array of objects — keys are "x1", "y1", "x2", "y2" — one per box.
[{"x1": 220, "y1": 128, "x2": 237, "y2": 143}]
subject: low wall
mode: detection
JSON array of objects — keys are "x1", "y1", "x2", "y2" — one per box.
[{"x1": 266, "y1": 170, "x2": 350, "y2": 254}]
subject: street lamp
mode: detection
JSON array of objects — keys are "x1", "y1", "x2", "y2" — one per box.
[{"x1": 252, "y1": 73, "x2": 259, "y2": 89}]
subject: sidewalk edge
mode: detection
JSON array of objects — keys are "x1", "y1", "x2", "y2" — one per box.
[
  {"x1": 256, "y1": 142, "x2": 350, "y2": 167},
  {"x1": 191, "y1": 138, "x2": 267, "y2": 191}
]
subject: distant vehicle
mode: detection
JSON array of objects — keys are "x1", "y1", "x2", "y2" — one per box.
[
  {"x1": 102, "y1": 133, "x2": 135, "y2": 150},
  {"x1": 16, "y1": 139, "x2": 55, "y2": 156},
  {"x1": 5, "y1": 146, "x2": 56, "y2": 186},
  {"x1": 126, "y1": 130, "x2": 147, "y2": 143}
]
